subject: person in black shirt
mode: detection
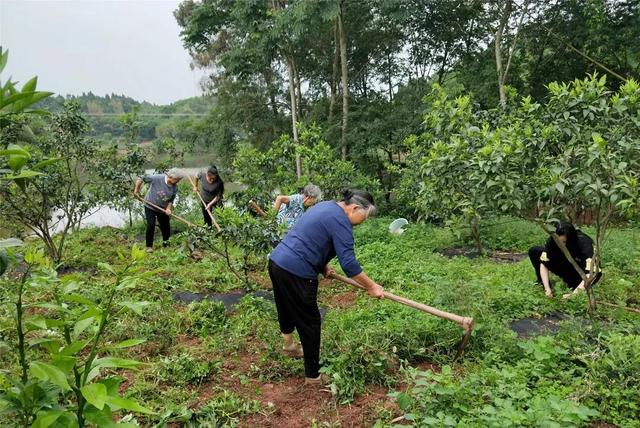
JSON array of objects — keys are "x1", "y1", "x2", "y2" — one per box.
[
  {"x1": 192, "y1": 165, "x2": 224, "y2": 228},
  {"x1": 528, "y1": 222, "x2": 602, "y2": 299}
]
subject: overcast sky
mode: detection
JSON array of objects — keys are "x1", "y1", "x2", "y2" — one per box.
[{"x1": 0, "y1": 0, "x2": 206, "y2": 105}]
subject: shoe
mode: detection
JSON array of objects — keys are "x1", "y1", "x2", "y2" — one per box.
[
  {"x1": 146, "y1": 247, "x2": 153, "y2": 253},
  {"x1": 282, "y1": 343, "x2": 304, "y2": 358},
  {"x1": 304, "y1": 373, "x2": 330, "y2": 386}
]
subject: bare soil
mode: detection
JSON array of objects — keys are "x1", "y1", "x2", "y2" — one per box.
[
  {"x1": 439, "y1": 247, "x2": 527, "y2": 263},
  {"x1": 190, "y1": 351, "x2": 402, "y2": 427}
]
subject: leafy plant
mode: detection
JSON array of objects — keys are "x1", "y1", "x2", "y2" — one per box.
[
  {"x1": 0, "y1": 246, "x2": 154, "y2": 427},
  {"x1": 154, "y1": 353, "x2": 219, "y2": 386}
]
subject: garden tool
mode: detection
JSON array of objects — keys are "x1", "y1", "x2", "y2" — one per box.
[
  {"x1": 248, "y1": 200, "x2": 267, "y2": 217},
  {"x1": 328, "y1": 272, "x2": 475, "y2": 359},
  {"x1": 188, "y1": 175, "x2": 222, "y2": 233},
  {"x1": 133, "y1": 193, "x2": 198, "y2": 228}
]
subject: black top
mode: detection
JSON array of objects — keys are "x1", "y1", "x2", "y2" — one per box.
[
  {"x1": 197, "y1": 171, "x2": 224, "y2": 205},
  {"x1": 543, "y1": 230, "x2": 594, "y2": 270}
]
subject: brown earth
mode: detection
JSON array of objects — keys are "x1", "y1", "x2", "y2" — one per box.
[
  {"x1": 439, "y1": 247, "x2": 527, "y2": 263},
  {"x1": 189, "y1": 350, "x2": 402, "y2": 427}
]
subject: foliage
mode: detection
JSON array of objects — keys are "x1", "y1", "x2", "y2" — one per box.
[
  {"x1": 0, "y1": 246, "x2": 153, "y2": 427},
  {"x1": 0, "y1": 102, "x2": 146, "y2": 262},
  {"x1": 154, "y1": 353, "x2": 219, "y2": 386},
  {"x1": 232, "y1": 123, "x2": 380, "y2": 206},
  {"x1": 185, "y1": 299, "x2": 228, "y2": 337}
]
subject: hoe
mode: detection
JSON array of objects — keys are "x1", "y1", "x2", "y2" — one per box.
[
  {"x1": 187, "y1": 175, "x2": 223, "y2": 233},
  {"x1": 250, "y1": 200, "x2": 475, "y2": 357},
  {"x1": 328, "y1": 272, "x2": 474, "y2": 359}
]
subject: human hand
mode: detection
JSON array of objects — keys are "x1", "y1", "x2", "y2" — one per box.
[
  {"x1": 165, "y1": 207, "x2": 172, "y2": 216},
  {"x1": 368, "y1": 283, "x2": 384, "y2": 298},
  {"x1": 323, "y1": 265, "x2": 336, "y2": 278},
  {"x1": 545, "y1": 289, "x2": 553, "y2": 298}
]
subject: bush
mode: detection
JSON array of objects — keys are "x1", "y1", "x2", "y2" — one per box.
[{"x1": 155, "y1": 353, "x2": 220, "y2": 386}]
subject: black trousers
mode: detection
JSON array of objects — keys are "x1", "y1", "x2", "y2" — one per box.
[
  {"x1": 145, "y1": 206, "x2": 171, "y2": 248},
  {"x1": 529, "y1": 246, "x2": 584, "y2": 289},
  {"x1": 201, "y1": 201, "x2": 222, "y2": 228},
  {"x1": 201, "y1": 203, "x2": 213, "y2": 228},
  {"x1": 268, "y1": 259, "x2": 321, "y2": 378}
]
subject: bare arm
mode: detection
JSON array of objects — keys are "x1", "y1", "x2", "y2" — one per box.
[
  {"x1": 540, "y1": 264, "x2": 553, "y2": 298},
  {"x1": 351, "y1": 272, "x2": 384, "y2": 298},
  {"x1": 133, "y1": 177, "x2": 143, "y2": 196},
  {"x1": 273, "y1": 195, "x2": 290, "y2": 211}
]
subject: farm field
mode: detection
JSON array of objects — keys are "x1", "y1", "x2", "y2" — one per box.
[{"x1": 2, "y1": 216, "x2": 638, "y2": 427}]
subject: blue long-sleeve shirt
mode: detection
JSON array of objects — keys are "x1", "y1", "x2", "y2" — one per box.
[{"x1": 270, "y1": 201, "x2": 363, "y2": 279}]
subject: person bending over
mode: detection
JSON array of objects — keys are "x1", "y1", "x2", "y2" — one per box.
[
  {"x1": 529, "y1": 222, "x2": 601, "y2": 299},
  {"x1": 274, "y1": 184, "x2": 321, "y2": 229},
  {"x1": 134, "y1": 168, "x2": 183, "y2": 252},
  {"x1": 268, "y1": 189, "x2": 383, "y2": 386}
]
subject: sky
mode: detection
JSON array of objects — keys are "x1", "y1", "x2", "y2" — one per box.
[{"x1": 0, "y1": 0, "x2": 206, "y2": 105}]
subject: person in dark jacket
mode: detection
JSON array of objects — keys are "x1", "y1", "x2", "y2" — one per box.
[
  {"x1": 268, "y1": 189, "x2": 384, "y2": 385},
  {"x1": 529, "y1": 222, "x2": 601, "y2": 299},
  {"x1": 192, "y1": 165, "x2": 224, "y2": 228}
]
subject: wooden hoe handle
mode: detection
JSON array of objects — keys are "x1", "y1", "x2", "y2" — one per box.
[
  {"x1": 328, "y1": 272, "x2": 474, "y2": 332},
  {"x1": 248, "y1": 200, "x2": 267, "y2": 217},
  {"x1": 133, "y1": 194, "x2": 198, "y2": 228},
  {"x1": 188, "y1": 176, "x2": 223, "y2": 233}
]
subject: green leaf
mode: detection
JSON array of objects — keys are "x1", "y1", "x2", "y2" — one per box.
[
  {"x1": 0, "y1": 48, "x2": 8, "y2": 74},
  {"x1": 59, "y1": 339, "x2": 90, "y2": 356},
  {"x1": 104, "y1": 395, "x2": 155, "y2": 414},
  {"x1": 395, "y1": 392, "x2": 412, "y2": 411},
  {"x1": 105, "y1": 338, "x2": 146, "y2": 350},
  {"x1": 73, "y1": 316, "x2": 96, "y2": 338},
  {"x1": 92, "y1": 357, "x2": 143, "y2": 371},
  {"x1": 7, "y1": 154, "x2": 29, "y2": 172},
  {"x1": 81, "y1": 383, "x2": 107, "y2": 410},
  {"x1": 1, "y1": 170, "x2": 43, "y2": 180},
  {"x1": 31, "y1": 410, "x2": 65, "y2": 428},
  {"x1": 98, "y1": 262, "x2": 117, "y2": 275},
  {"x1": 30, "y1": 361, "x2": 71, "y2": 391},
  {"x1": 21, "y1": 76, "x2": 38, "y2": 93},
  {"x1": 51, "y1": 355, "x2": 76, "y2": 372},
  {"x1": 117, "y1": 301, "x2": 151, "y2": 316},
  {"x1": 555, "y1": 182, "x2": 565, "y2": 194},
  {"x1": 32, "y1": 157, "x2": 62, "y2": 170}
]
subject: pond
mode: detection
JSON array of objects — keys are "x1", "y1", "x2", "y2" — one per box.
[{"x1": 50, "y1": 167, "x2": 243, "y2": 233}]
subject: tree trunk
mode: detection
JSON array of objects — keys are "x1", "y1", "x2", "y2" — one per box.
[
  {"x1": 286, "y1": 56, "x2": 302, "y2": 178},
  {"x1": 329, "y1": 20, "x2": 339, "y2": 122},
  {"x1": 438, "y1": 41, "x2": 450, "y2": 85},
  {"x1": 387, "y1": 51, "x2": 393, "y2": 101},
  {"x1": 495, "y1": 0, "x2": 512, "y2": 107},
  {"x1": 337, "y1": 7, "x2": 349, "y2": 160},
  {"x1": 293, "y1": 59, "x2": 302, "y2": 119}
]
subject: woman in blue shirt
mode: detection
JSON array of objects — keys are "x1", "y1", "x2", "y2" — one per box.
[{"x1": 268, "y1": 189, "x2": 384, "y2": 385}]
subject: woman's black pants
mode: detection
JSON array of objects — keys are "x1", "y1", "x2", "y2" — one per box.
[
  {"x1": 145, "y1": 206, "x2": 171, "y2": 248},
  {"x1": 268, "y1": 259, "x2": 321, "y2": 378}
]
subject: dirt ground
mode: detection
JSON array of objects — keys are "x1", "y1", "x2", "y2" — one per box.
[{"x1": 439, "y1": 247, "x2": 527, "y2": 263}]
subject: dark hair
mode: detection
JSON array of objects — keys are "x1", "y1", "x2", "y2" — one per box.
[
  {"x1": 548, "y1": 221, "x2": 580, "y2": 258},
  {"x1": 207, "y1": 165, "x2": 218, "y2": 176},
  {"x1": 342, "y1": 189, "x2": 376, "y2": 215}
]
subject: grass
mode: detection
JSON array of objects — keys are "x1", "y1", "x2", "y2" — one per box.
[{"x1": 1, "y1": 216, "x2": 639, "y2": 427}]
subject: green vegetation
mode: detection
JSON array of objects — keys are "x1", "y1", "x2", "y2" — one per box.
[
  {"x1": 1, "y1": 217, "x2": 638, "y2": 426},
  {"x1": 2, "y1": 0, "x2": 640, "y2": 425}
]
